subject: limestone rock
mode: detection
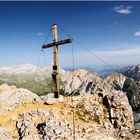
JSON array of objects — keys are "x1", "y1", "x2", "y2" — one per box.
[
  {"x1": 67, "y1": 92, "x2": 134, "y2": 135},
  {"x1": 123, "y1": 78, "x2": 140, "y2": 111},
  {"x1": 0, "y1": 84, "x2": 13, "y2": 94},
  {"x1": 0, "y1": 128, "x2": 13, "y2": 140},
  {"x1": 107, "y1": 91, "x2": 134, "y2": 131},
  {"x1": 62, "y1": 69, "x2": 103, "y2": 95},
  {"x1": 105, "y1": 72, "x2": 126, "y2": 91},
  {"x1": 16, "y1": 109, "x2": 72, "y2": 140},
  {"x1": 15, "y1": 107, "x2": 117, "y2": 140},
  {"x1": 105, "y1": 72, "x2": 140, "y2": 111},
  {"x1": 0, "y1": 84, "x2": 41, "y2": 114},
  {"x1": 16, "y1": 112, "x2": 40, "y2": 140},
  {"x1": 105, "y1": 72, "x2": 140, "y2": 130},
  {"x1": 41, "y1": 93, "x2": 64, "y2": 105},
  {"x1": 37, "y1": 117, "x2": 72, "y2": 140},
  {"x1": 119, "y1": 64, "x2": 140, "y2": 80}
]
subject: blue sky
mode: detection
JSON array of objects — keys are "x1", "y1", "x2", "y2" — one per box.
[{"x1": 0, "y1": 1, "x2": 140, "y2": 69}]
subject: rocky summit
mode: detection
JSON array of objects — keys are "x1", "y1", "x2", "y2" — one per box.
[
  {"x1": 0, "y1": 64, "x2": 140, "y2": 139},
  {"x1": 0, "y1": 83, "x2": 137, "y2": 140}
]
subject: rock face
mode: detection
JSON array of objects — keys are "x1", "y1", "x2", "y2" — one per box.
[
  {"x1": 105, "y1": 72, "x2": 126, "y2": 91},
  {"x1": 0, "y1": 84, "x2": 41, "y2": 114},
  {"x1": 105, "y1": 73, "x2": 140, "y2": 111},
  {"x1": 119, "y1": 65, "x2": 140, "y2": 112},
  {"x1": 105, "y1": 72, "x2": 140, "y2": 130},
  {"x1": 119, "y1": 64, "x2": 140, "y2": 80},
  {"x1": 123, "y1": 78, "x2": 140, "y2": 111},
  {"x1": 62, "y1": 69, "x2": 103, "y2": 95}
]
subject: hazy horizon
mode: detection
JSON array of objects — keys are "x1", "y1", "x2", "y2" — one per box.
[{"x1": 0, "y1": 62, "x2": 139, "y2": 72}]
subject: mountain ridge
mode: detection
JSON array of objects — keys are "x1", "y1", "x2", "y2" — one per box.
[{"x1": 0, "y1": 64, "x2": 140, "y2": 139}]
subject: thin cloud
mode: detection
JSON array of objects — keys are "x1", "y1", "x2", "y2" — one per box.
[
  {"x1": 135, "y1": 31, "x2": 140, "y2": 37},
  {"x1": 60, "y1": 46, "x2": 140, "y2": 67},
  {"x1": 37, "y1": 32, "x2": 44, "y2": 36},
  {"x1": 113, "y1": 5, "x2": 133, "y2": 15},
  {"x1": 93, "y1": 47, "x2": 140, "y2": 57}
]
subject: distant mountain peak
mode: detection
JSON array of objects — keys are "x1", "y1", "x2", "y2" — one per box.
[{"x1": 119, "y1": 64, "x2": 140, "y2": 80}]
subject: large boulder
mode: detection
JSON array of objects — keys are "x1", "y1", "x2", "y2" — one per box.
[
  {"x1": 0, "y1": 84, "x2": 41, "y2": 114},
  {"x1": 41, "y1": 93, "x2": 64, "y2": 105}
]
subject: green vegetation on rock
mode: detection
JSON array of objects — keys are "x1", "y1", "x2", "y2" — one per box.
[{"x1": 0, "y1": 74, "x2": 64, "y2": 96}]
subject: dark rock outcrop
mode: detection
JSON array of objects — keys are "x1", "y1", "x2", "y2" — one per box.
[{"x1": 105, "y1": 72, "x2": 140, "y2": 130}]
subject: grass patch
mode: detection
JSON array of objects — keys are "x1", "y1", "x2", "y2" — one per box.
[{"x1": 76, "y1": 103, "x2": 100, "y2": 123}]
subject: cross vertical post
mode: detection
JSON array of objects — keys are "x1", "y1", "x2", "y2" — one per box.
[
  {"x1": 52, "y1": 24, "x2": 59, "y2": 98},
  {"x1": 42, "y1": 24, "x2": 72, "y2": 98}
]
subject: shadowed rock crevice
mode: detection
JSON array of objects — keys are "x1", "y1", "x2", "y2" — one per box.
[
  {"x1": 36, "y1": 123, "x2": 46, "y2": 139},
  {"x1": 123, "y1": 78, "x2": 140, "y2": 112}
]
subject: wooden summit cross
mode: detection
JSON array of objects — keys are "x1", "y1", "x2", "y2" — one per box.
[{"x1": 42, "y1": 24, "x2": 72, "y2": 98}]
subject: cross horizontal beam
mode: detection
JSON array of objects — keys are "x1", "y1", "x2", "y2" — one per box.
[{"x1": 42, "y1": 39, "x2": 72, "y2": 49}]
